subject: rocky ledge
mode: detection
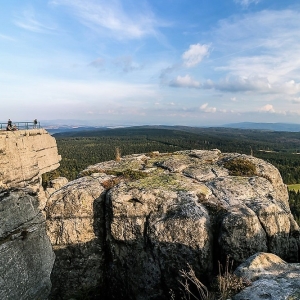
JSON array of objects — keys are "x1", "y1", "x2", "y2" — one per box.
[
  {"x1": 46, "y1": 149, "x2": 300, "y2": 299},
  {"x1": 0, "y1": 129, "x2": 61, "y2": 300}
]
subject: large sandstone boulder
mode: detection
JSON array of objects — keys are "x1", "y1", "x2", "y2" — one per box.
[
  {"x1": 46, "y1": 173, "x2": 115, "y2": 299},
  {"x1": 0, "y1": 129, "x2": 60, "y2": 300},
  {"x1": 0, "y1": 129, "x2": 60, "y2": 192},
  {"x1": 47, "y1": 149, "x2": 300, "y2": 299},
  {"x1": 233, "y1": 252, "x2": 300, "y2": 300},
  {"x1": 106, "y1": 182, "x2": 213, "y2": 299}
]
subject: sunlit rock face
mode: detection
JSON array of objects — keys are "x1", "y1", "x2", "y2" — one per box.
[
  {"x1": 46, "y1": 149, "x2": 300, "y2": 299},
  {"x1": 0, "y1": 129, "x2": 60, "y2": 300},
  {"x1": 233, "y1": 252, "x2": 300, "y2": 300},
  {"x1": 46, "y1": 174, "x2": 114, "y2": 299},
  {"x1": 0, "y1": 129, "x2": 60, "y2": 192}
]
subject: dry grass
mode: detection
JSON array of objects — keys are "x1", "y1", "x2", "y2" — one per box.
[
  {"x1": 179, "y1": 264, "x2": 214, "y2": 300},
  {"x1": 178, "y1": 257, "x2": 251, "y2": 300},
  {"x1": 216, "y1": 257, "x2": 251, "y2": 299}
]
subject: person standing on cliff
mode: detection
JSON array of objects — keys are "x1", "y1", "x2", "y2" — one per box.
[
  {"x1": 6, "y1": 119, "x2": 12, "y2": 131},
  {"x1": 33, "y1": 119, "x2": 38, "y2": 129}
]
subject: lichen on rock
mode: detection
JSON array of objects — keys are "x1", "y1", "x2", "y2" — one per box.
[{"x1": 45, "y1": 149, "x2": 300, "y2": 299}]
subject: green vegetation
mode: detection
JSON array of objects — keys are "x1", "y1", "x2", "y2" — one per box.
[
  {"x1": 224, "y1": 158, "x2": 257, "y2": 177},
  {"x1": 289, "y1": 190, "x2": 300, "y2": 225},
  {"x1": 42, "y1": 126, "x2": 300, "y2": 225},
  {"x1": 288, "y1": 184, "x2": 300, "y2": 192},
  {"x1": 49, "y1": 126, "x2": 300, "y2": 185}
]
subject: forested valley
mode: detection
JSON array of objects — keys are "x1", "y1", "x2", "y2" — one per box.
[{"x1": 43, "y1": 126, "x2": 300, "y2": 224}]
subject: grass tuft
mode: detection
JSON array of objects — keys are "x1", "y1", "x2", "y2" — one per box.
[{"x1": 224, "y1": 158, "x2": 256, "y2": 177}]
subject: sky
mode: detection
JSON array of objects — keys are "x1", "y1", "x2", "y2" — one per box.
[{"x1": 1, "y1": 0, "x2": 300, "y2": 126}]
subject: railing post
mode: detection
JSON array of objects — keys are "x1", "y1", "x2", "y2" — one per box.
[{"x1": 0, "y1": 121, "x2": 42, "y2": 131}]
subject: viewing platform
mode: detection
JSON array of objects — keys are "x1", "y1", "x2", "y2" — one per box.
[{"x1": 0, "y1": 121, "x2": 41, "y2": 131}]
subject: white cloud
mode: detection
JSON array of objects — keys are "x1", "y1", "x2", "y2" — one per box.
[
  {"x1": 208, "y1": 9, "x2": 300, "y2": 96},
  {"x1": 0, "y1": 34, "x2": 15, "y2": 41},
  {"x1": 169, "y1": 75, "x2": 201, "y2": 88},
  {"x1": 234, "y1": 0, "x2": 261, "y2": 7},
  {"x1": 14, "y1": 8, "x2": 56, "y2": 33},
  {"x1": 50, "y1": 0, "x2": 162, "y2": 39},
  {"x1": 216, "y1": 76, "x2": 271, "y2": 92},
  {"x1": 182, "y1": 43, "x2": 210, "y2": 68},
  {"x1": 259, "y1": 104, "x2": 275, "y2": 113},
  {"x1": 200, "y1": 103, "x2": 216, "y2": 113}
]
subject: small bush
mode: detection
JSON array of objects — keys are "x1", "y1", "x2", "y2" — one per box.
[{"x1": 224, "y1": 158, "x2": 257, "y2": 177}]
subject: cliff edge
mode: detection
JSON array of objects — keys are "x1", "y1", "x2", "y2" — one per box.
[{"x1": 0, "y1": 129, "x2": 60, "y2": 300}]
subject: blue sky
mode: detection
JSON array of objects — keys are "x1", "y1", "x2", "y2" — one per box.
[{"x1": 1, "y1": 0, "x2": 300, "y2": 126}]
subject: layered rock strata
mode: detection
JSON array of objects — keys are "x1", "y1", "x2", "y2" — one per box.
[
  {"x1": 0, "y1": 129, "x2": 60, "y2": 300},
  {"x1": 45, "y1": 150, "x2": 300, "y2": 299}
]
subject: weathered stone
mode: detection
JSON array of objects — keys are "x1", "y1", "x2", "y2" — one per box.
[
  {"x1": 0, "y1": 212, "x2": 55, "y2": 300},
  {"x1": 106, "y1": 182, "x2": 213, "y2": 299},
  {"x1": 0, "y1": 129, "x2": 60, "y2": 300},
  {"x1": 233, "y1": 252, "x2": 300, "y2": 300},
  {"x1": 207, "y1": 174, "x2": 295, "y2": 262},
  {"x1": 49, "y1": 176, "x2": 68, "y2": 190},
  {"x1": 49, "y1": 150, "x2": 300, "y2": 299},
  {"x1": 218, "y1": 205, "x2": 268, "y2": 263},
  {"x1": 46, "y1": 173, "x2": 114, "y2": 299},
  {"x1": 0, "y1": 129, "x2": 61, "y2": 192}
]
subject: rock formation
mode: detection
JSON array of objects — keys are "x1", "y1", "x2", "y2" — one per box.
[
  {"x1": 0, "y1": 129, "x2": 61, "y2": 300},
  {"x1": 45, "y1": 149, "x2": 300, "y2": 299},
  {"x1": 233, "y1": 252, "x2": 300, "y2": 299},
  {"x1": 46, "y1": 174, "x2": 113, "y2": 299}
]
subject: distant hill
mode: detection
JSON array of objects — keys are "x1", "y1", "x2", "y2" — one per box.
[
  {"x1": 46, "y1": 126, "x2": 109, "y2": 135},
  {"x1": 223, "y1": 122, "x2": 300, "y2": 132}
]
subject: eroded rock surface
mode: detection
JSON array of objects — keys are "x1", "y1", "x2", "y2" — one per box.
[
  {"x1": 46, "y1": 149, "x2": 300, "y2": 299},
  {"x1": 0, "y1": 129, "x2": 60, "y2": 300},
  {"x1": 233, "y1": 252, "x2": 300, "y2": 300},
  {"x1": 46, "y1": 173, "x2": 115, "y2": 299}
]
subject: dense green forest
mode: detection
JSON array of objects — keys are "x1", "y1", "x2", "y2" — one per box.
[
  {"x1": 43, "y1": 126, "x2": 300, "y2": 224},
  {"x1": 289, "y1": 190, "x2": 300, "y2": 225},
  {"x1": 46, "y1": 126, "x2": 300, "y2": 183}
]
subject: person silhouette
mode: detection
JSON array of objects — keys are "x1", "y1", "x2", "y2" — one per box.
[{"x1": 7, "y1": 119, "x2": 12, "y2": 131}]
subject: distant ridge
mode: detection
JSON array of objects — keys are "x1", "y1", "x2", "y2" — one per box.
[
  {"x1": 223, "y1": 122, "x2": 300, "y2": 132},
  {"x1": 46, "y1": 126, "x2": 108, "y2": 135},
  {"x1": 45, "y1": 122, "x2": 300, "y2": 135}
]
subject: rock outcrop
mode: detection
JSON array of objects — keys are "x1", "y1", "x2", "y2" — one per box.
[
  {"x1": 233, "y1": 252, "x2": 300, "y2": 299},
  {"x1": 0, "y1": 129, "x2": 61, "y2": 300},
  {"x1": 46, "y1": 174, "x2": 114, "y2": 299},
  {"x1": 45, "y1": 149, "x2": 300, "y2": 299}
]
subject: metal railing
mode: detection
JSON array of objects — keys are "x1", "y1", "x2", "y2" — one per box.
[{"x1": 0, "y1": 121, "x2": 41, "y2": 131}]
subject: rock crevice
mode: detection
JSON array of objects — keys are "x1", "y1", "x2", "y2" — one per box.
[
  {"x1": 0, "y1": 129, "x2": 61, "y2": 300},
  {"x1": 45, "y1": 149, "x2": 300, "y2": 299}
]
